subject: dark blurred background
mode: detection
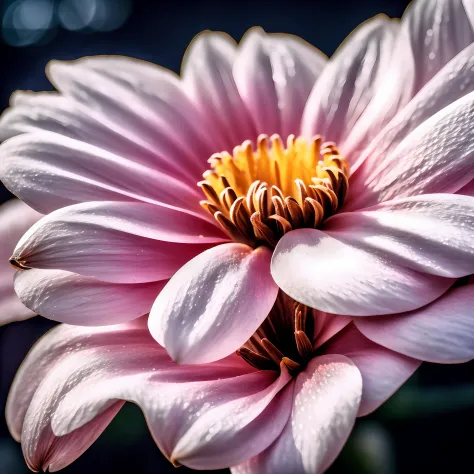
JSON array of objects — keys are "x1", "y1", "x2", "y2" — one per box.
[{"x1": 1, "y1": 0, "x2": 474, "y2": 472}]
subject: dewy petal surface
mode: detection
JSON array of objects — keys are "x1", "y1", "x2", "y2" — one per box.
[
  {"x1": 12, "y1": 204, "x2": 215, "y2": 283},
  {"x1": 0, "y1": 199, "x2": 41, "y2": 324},
  {"x1": 355, "y1": 282, "x2": 474, "y2": 363},
  {"x1": 348, "y1": 91, "x2": 474, "y2": 210},
  {"x1": 326, "y1": 194, "x2": 474, "y2": 278},
  {"x1": 322, "y1": 324, "x2": 420, "y2": 416},
  {"x1": 0, "y1": 131, "x2": 205, "y2": 216},
  {"x1": 14, "y1": 269, "x2": 167, "y2": 325},
  {"x1": 170, "y1": 368, "x2": 293, "y2": 469},
  {"x1": 0, "y1": 92, "x2": 200, "y2": 185},
  {"x1": 46, "y1": 57, "x2": 217, "y2": 179},
  {"x1": 234, "y1": 28, "x2": 326, "y2": 138},
  {"x1": 351, "y1": 41, "x2": 474, "y2": 174},
  {"x1": 272, "y1": 228, "x2": 453, "y2": 316},
  {"x1": 182, "y1": 31, "x2": 258, "y2": 153},
  {"x1": 149, "y1": 243, "x2": 278, "y2": 364},
  {"x1": 6, "y1": 317, "x2": 291, "y2": 471},
  {"x1": 402, "y1": 0, "x2": 474, "y2": 93},
  {"x1": 302, "y1": 15, "x2": 398, "y2": 157},
  {"x1": 232, "y1": 355, "x2": 362, "y2": 474}
]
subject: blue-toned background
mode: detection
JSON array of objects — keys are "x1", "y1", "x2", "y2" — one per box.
[{"x1": 1, "y1": 0, "x2": 474, "y2": 472}]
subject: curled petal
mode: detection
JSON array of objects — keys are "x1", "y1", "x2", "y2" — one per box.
[
  {"x1": 149, "y1": 243, "x2": 278, "y2": 364},
  {"x1": 0, "y1": 199, "x2": 41, "y2": 324},
  {"x1": 7, "y1": 319, "x2": 262, "y2": 471},
  {"x1": 12, "y1": 203, "x2": 215, "y2": 283},
  {"x1": 232, "y1": 355, "x2": 362, "y2": 474},
  {"x1": 272, "y1": 228, "x2": 453, "y2": 316}
]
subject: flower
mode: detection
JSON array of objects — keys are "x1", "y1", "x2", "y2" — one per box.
[
  {"x1": 0, "y1": 199, "x2": 41, "y2": 325},
  {"x1": 2, "y1": 0, "x2": 474, "y2": 471}
]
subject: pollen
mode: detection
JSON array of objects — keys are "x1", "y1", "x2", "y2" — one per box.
[{"x1": 198, "y1": 134, "x2": 350, "y2": 248}]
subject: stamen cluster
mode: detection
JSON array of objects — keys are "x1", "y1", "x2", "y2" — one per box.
[
  {"x1": 199, "y1": 134, "x2": 349, "y2": 248},
  {"x1": 237, "y1": 292, "x2": 316, "y2": 376}
]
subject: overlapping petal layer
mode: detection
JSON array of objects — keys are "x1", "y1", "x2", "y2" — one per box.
[{"x1": 0, "y1": 199, "x2": 41, "y2": 324}]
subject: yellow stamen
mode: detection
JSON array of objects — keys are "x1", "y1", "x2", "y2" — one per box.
[{"x1": 199, "y1": 134, "x2": 350, "y2": 248}]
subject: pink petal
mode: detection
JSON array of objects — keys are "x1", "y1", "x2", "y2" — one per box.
[
  {"x1": 12, "y1": 204, "x2": 215, "y2": 283},
  {"x1": 457, "y1": 178, "x2": 474, "y2": 196},
  {"x1": 302, "y1": 15, "x2": 400, "y2": 161},
  {"x1": 0, "y1": 199, "x2": 41, "y2": 324},
  {"x1": 149, "y1": 243, "x2": 278, "y2": 364},
  {"x1": 355, "y1": 282, "x2": 474, "y2": 363},
  {"x1": 351, "y1": 41, "x2": 474, "y2": 176},
  {"x1": 234, "y1": 28, "x2": 325, "y2": 138},
  {"x1": 170, "y1": 368, "x2": 293, "y2": 469},
  {"x1": 17, "y1": 200, "x2": 227, "y2": 245},
  {"x1": 7, "y1": 317, "x2": 289, "y2": 471},
  {"x1": 232, "y1": 355, "x2": 362, "y2": 474},
  {"x1": 271, "y1": 228, "x2": 453, "y2": 316},
  {"x1": 312, "y1": 312, "x2": 352, "y2": 349},
  {"x1": 14, "y1": 269, "x2": 166, "y2": 325},
  {"x1": 347, "y1": 91, "x2": 474, "y2": 210},
  {"x1": 402, "y1": 0, "x2": 474, "y2": 93},
  {"x1": 0, "y1": 131, "x2": 205, "y2": 216},
  {"x1": 323, "y1": 323, "x2": 420, "y2": 416},
  {"x1": 327, "y1": 194, "x2": 474, "y2": 278},
  {"x1": 46, "y1": 57, "x2": 216, "y2": 179},
  {"x1": 0, "y1": 92, "x2": 199, "y2": 185},
  {"x1": 182, "y1": 31, "x2": 258, "y2": 153}
]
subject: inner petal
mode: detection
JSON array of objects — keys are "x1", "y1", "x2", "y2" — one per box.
[{"x1": 198, "y1": 134, "x2": 350, "y2": 248}]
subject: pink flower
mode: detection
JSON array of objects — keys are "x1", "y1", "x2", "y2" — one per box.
[
  {"x1": 0, "y1": 199, "x2": 41, "y2": 325},
  {"x1": 2, "y1": 0, "x2": 474, "y2": 471}
]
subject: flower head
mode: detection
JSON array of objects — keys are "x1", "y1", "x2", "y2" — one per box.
[{"x1": 2, "y1": 0, "x2": 474, "y2": 471}]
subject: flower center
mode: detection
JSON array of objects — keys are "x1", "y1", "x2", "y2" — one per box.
[
  {"x1": 199, "y1": 134, "x2": 350, "y2": 248},
  {"x1": 237, "y1": 292, "x2": 316, "y2": 376}
]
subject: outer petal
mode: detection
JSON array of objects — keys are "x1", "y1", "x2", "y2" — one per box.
[
  {"x1": 232, "y1": 355, "x2": 362, "y2": 474},
  {"x1": 14, "y1": 269, "x2": 166, "y2": 325},
  {"x1": 348, "y1": 91, "x2": 474, "y2": 210},
  {"x1": 402, "y1": 0, "x2": 474, "y2": 93},
  {"x1": 0, "y1": 199, "x2": 41, "y2": 324},
  {"x1": 12, "y1": 203, "x2": 215, "y2": 283},
  {"x1": 0, "y1": 92, "x2": 199, "y2": 185},
  {"x1": 46, "y1": 56, "x2": 216, "y2": 179},
  {"x1": 322, "y1": 324, "x2": 420, "y2": 416},
  {"x1": 355, "y1": 282, "x2": 474, "y2": 363},
  {"x1": 351, "y1": 41, "x2": 474, "y2": 174},
  {"x1": 7, "y1": 318, "x2": 291, "y2": 471},
  {"x1": 182, "y1": 31, "x2": 258, "y2": 152},
  {"x1": 149, "y1": 243, "x2": 278, "y2": 364},
  {"x1": 326, "y1": 194, "x2": 474, "y2": 278},
  {"x1": 271, "y1": 228, "x2": 453, "y2": 316},
  {"x1": 0, "y1": 131, "x2": 205, "y2": 216},
  {"x1": 170, "y1": 368, "x2": 293, "y2": 469},
  {"x1": 302, "y1": 15, "x2": 399, "y2": 158},
  {"x1": 234, "y1": 28, "x2": 326, "y2": 138}
]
